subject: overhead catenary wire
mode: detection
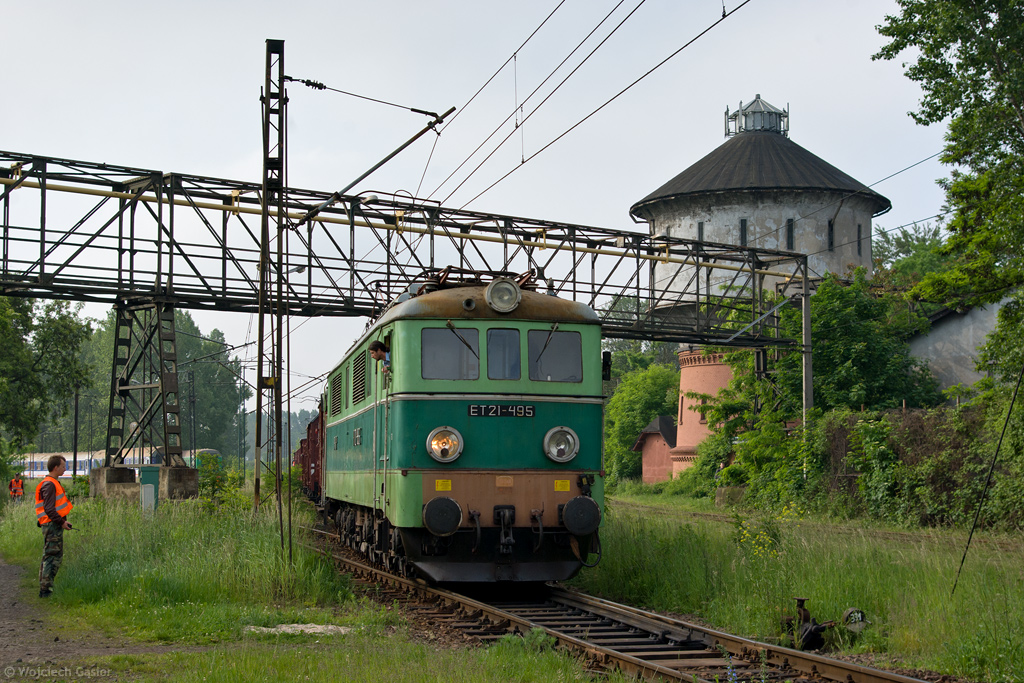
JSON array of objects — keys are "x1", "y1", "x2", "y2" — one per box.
[
  {"x1": 284, "y1": 76, "x2": 441, "y2": 120},
  {"x1": 413, "y1": 1, "x2": 570, "y2": 213},
  {"x1": 437, "y1": 0, "x2": 568, "y2": 133},
  {"x1": 437, "y1": 0, "x2": 654, "y2": 205},
  {"x1": 427, "y1": 0, "x2": 636, "y2": 202},
  {"x1": 451, "y1": 0, "x2": 756, "y2": 210}
]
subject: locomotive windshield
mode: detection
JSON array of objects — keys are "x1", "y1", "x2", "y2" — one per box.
[
  {"x1": 487, "y1": 329, "x2": 521, "y2": 380},
  {"x1": 421, "y1": 327, "x2": 480, "y2": 379},
  {"x1": 420, "y1": 325, "x2": 583, "y2": 383},
  {"x1": 528, "y1": 330, "x2": 582, "y2": 382}
]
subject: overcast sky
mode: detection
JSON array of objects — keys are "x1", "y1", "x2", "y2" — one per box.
[{"x1": 3, "y1": 0, "x2": 948, "y2": 409}]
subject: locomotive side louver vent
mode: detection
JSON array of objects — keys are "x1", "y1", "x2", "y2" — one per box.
[
  {"x1": 352, "y1": 352, "x2": 367, "y2": 404},
  {"x1": 330, "y1": 373, "x2": 343, "y2": 415}
]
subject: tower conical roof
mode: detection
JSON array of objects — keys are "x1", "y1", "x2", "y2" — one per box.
[{"x1": 629, "y1": 131, "x2": 891, "y2": 219}]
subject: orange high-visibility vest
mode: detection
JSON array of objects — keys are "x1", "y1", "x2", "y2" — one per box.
[
  {"x1": 34, "y1": 476, "x2": 73, "y2": 524},
  {"x1": 9, "y1": 478, "x2": 23, "y2": 496}
]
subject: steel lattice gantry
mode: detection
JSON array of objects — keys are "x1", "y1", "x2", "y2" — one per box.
[
  {"x1": 1, "y1": 148, "x2": 815, "y2": 506},
  {"x1": 104, "y1": 300, "x2": 187, "y2": 468},
  {"x1": 0, "y1": 150, "x2": 811, "y2": 348}
]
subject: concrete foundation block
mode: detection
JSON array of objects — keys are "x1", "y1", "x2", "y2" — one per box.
[
  {"x1": 160, "y1": 467, "x2": 199, "y2": 500},
  {"x1": 89, "y1": 467, "x2": 139, "y2": 502}
]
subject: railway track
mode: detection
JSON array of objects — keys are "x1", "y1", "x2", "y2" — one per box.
[{"x1": 303, "y1": 526, "x2": 927, "y2": 683}]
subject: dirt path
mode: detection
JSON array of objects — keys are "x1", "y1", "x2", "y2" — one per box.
[
  {"x1": 0, "y1": 554, "x2": 210, "y2": 678},
  {"x1": 0, "y1": 556, "x2": 63, "y2": 666}
]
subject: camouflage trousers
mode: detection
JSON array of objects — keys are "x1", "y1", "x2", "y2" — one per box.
[{"x1": 39, "y1": 522, "x2": 64, "y2": 594}]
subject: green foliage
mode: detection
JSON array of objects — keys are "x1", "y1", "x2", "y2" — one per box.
[
  {"x1": 871, "y1": 222, "x2": 953, "y2": 320},
  {"x1": 875, "y1": 0, "x2": 1024, "y2": 309},
  {"x1": 497, "y1": 627, "x2": 557, "y2": 653},
  {"x1": 64, "y1": 474, "x2": 91, "y2": 501},
  {"x1": 781, "y1": 271, "x2": 940, "y2": 411},
  {"x1": 717, "y1": 463, "x2": 748, "y2": 487},
  {"x1": 978, "y1": 291, "x2": 1024, "y2": 388},
  {"x1": 197, "y1": 450, "x2": 227, "y2": 509},
  {"x1": 245, "y1": 409, "x2": 319, "y2": 463},
  {"x1": 174, "y1": 311, "x2": 251, "y2": 455},
  {"x1": 196, "y1": 451, "x2": 251, "y2": 513},
  {"x1": 42, "y1": 309, "x2": 252, "y2": 457},
  {"x1": 847, "y1": 417, "x2": 899, "y2": 520},
  {"x1": 0, "y1": 497, "x2": 351, "y2": 643},
  {"x1": 0, "y1": 438, "x2": 17, "y2": 513},
  {"x1": 573, "y1": 505, "x2": 1024, "y2": 681},
  {"x1": 673, "y1": 271, "x2": 976, "y2": 522},
  {"x1": 603, "y1": 363, "x2": 679, "y2": 481},
  {"x1": 872, "y1": 3, "x2": 1024, "y2": 515},
  {"x1": 0, "y1": 298, "x2": 91, "y2": 447},
  {"x1": 873, "y1": 222, "x2": 951, "y2": 282},
  {"x1": 688, "y1": 271, "x2": 939, "y2": 458},
  {"x1": 686, "y1": 431, "x2": 735, "y2": 498},
  {"x1": 101, "y1": 630, "x2": 620, "y2": 683}
]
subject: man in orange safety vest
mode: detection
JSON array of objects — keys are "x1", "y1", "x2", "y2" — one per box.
[
  {"x1": 8, "y1": 476, "x2": 24, "y2": 501},
  {"x1": 34, "y1": 456, "x2": 73, "y2": 598}
]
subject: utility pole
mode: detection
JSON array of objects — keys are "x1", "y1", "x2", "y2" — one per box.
[
  {"x1": 801, "y1": 270, "x2": 814, "y2": 478},
  {"x1": 72, "y1": 388, "x2": 80, "y2": 477},
  {"x1": 237, "y1": 372, "x2": 245, "y2": 481},
  {"x1": 254, "y1": 38, "x2": 287, "y2": 518},
  {"x1": 189, "y1": 370, "x2": 197, "y2": 466}
]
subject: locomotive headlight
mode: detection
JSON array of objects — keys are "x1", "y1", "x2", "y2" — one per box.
[
  {"x1": 426, "y1": 426, "x2": 464, "y2": 463},
  {"x1": 485, "y1": 278, "x2": 521, "y2": 313},
  {"x1": 543, "y1": 426, "x2": 579, "y2": 463}
]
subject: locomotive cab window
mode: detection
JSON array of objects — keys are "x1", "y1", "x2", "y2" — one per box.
[
  {"x1": 421, "y1": 327, "x2": 480, "y2": 380},
  {"x1": 528, "y1": 329, "x2": 582, "y2": 382},
  {"x1": 487, "y1": 329, "x2": 520, "y2": 380}
]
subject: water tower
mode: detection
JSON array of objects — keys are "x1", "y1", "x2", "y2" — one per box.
[{"x1": 628, "y1": 95, "x2": 891, "y2": 479}]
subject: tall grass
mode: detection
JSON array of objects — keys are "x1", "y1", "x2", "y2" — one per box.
[
  {"x1": 574, "y1": 503, "x2": 1024, "y2": 683},
  {"x1": 0, "y1": 497, "x2": 352, "y2": 642},
  {"x1": 93, "y1": 631, "x2": 623, "y2": 683}
]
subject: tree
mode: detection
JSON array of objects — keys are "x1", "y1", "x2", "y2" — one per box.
[
  {"x1": 44, "y1": 308, "x2": 251, "y2": 460},
  {"x1": 873, "y1": 222, "x2": 952, "y2": 288},
  {"x1": 874, "y1": 0, "x2": 1024, "y2": 309},
  {"x1": 599, "y1": 295, "x2": 679, "y2": 394},
  {"x1": 785, "y1": 271, "x2": 941, "y2": 412},
  {"x1": 0, "y1": 298, "x2": 91, "y2": 448},
  {"x1": 603, "y1": 363, "x2": 679, "y2": 481},
  {"x1": 170, "y1": 311, "x2": 250, "y2": 456},
  {"x1": 693, "y1": 271, "x2": 941, "y2": 435}
]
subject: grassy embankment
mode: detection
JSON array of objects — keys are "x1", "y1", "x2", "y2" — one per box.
[
  {"x1": 571, "y1": 493, "x2": 1023, "y2": 683},
  {"x1": 0, "y1": 492, "x2": 614, "y2": 683}
]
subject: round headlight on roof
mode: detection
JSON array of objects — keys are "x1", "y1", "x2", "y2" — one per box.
[
  {"x1": 426, "y1": 426, "x2": 464, "y2": 463},
  {"x1": 485, "y1": 278, "x2": 522, "y2": 313},
  {"x1": 543, "y1": 426, "x2": 580, "y2": 463}
]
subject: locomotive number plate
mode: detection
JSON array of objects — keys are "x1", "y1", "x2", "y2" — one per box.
[{"x1": 468, "y1": 404, "x2": 535, "y2": 417}]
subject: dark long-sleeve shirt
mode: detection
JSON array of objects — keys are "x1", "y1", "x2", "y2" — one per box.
[{"x1": 39, "y1": 480, "x2": 64, "y2": 525}]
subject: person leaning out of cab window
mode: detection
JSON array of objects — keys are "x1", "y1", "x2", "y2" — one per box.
[{"x1": 369, "y1": 340, "x2": 390, "y2": 374}]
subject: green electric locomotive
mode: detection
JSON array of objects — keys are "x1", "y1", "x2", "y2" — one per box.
[{"x1": 320, "y1": 272, "x2": 604, "y2": 582}]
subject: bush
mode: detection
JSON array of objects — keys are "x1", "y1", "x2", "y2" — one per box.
[
  {"x1": 718, "y1": 464, "x2": 748, "y2": 487},
  {"x1": 658, "y1": 398, "x2": 1023, "y2": 531}
]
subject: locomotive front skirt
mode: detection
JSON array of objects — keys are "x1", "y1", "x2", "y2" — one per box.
[{"x1": 306, "y1": 277, "x2": 605, "y2": 582}]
